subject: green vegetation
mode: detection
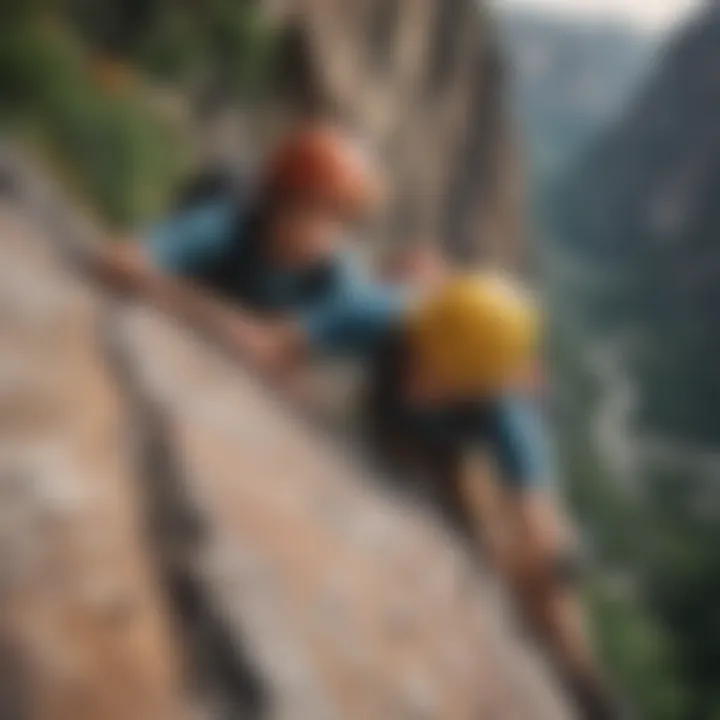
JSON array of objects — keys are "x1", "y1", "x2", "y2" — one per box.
[
  {"x1": 0, "y1": 20, "x2": 185, "y2": 226},
  {"x1": 544, "y1": 8, "x2": 720, "y2": 717},
  {"x1": 548, "y1": 323, "x2": 694, "y2": 719},
  {"x1": 0, "y1": 1, "x2": 278, "y2": 227}
]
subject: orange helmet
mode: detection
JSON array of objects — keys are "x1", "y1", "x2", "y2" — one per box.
[{"x1": 264, "y1": 125, "x2": 381, "y2": 220}]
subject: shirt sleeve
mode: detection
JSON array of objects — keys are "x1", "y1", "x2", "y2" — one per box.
[
  {"x1": 145, "y1": 200, "x2": 236, "y2": 277},
  {"x1": 302, "y1": 286, "x2": 405, "y2": 357},
  {"x1": 485, "y1": 396, "x2": 554, "y2": 491}
]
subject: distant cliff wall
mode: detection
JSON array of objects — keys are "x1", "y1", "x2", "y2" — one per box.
[
  {"x1": 549, "y1": 4, "x2": 720, "y2": 445},
  {"x1": 262, "y1": 0, "x2": 525, "y2": 265}
]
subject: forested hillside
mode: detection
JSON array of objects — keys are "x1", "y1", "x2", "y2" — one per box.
[{"x1": 546, "y1": 6, "x2": 720, "y2": 718}]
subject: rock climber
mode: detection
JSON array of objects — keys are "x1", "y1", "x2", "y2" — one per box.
[
  {"x1": 302, "y1": 268, "x2": 619, "y2": 719},
  {"x1": 89, "y1": 122, "x2": 383, "y2": 375},
  {"x1": 87, "y1": 119, "x2": 616, "y2": 716}
]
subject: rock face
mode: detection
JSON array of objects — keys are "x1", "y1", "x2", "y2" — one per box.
[
  {"x1": 0, "y1": 189, "x2": 570, "y2": 718},
  {"x1": 265, "y1": 0, "x2": 524, "y2": 265},
  {"x1": 0, "y1": 208, "x2": 189, "y2": 720}
]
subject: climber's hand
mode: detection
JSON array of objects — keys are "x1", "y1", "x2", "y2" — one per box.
[
  {"x1": 86, "y1": 242, "x2": 150, "y2": 294},
  {"x1": 225, "y1": 315, "x2": 306, "y2": 378},
  {"x1": 86, "y1": 244, "x2": 308, "y2": 379}
]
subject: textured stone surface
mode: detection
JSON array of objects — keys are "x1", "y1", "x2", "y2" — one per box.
[
  {"x1": 0, "y1": 207, "x2": 189, "y2": 720},
  {"x1": 0, "y1": 199, "x2": 570, "y2": 718},
  {"x1": 264, "y1": 0, "x2": 525, "y2": 264}
]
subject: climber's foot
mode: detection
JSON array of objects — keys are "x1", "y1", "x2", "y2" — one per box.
[{"x1": 565, "y1": 669, "x2": 627, "y2": 720}]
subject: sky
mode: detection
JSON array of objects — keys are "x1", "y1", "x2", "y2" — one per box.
[{"x1": 497, "y1": 0, "x2": 703, "y2": 32}]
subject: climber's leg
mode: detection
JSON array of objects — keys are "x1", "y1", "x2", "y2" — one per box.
[
  {"x1": 505, "y1": 491, "x2": 620, "y2": 719},
  {"x1": 429, "y1": 451, "x2": 481, "y2": 545}
]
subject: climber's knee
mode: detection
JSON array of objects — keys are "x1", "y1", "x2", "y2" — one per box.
[
  {"x1": 518, "y1": 544, "x2": 587, "y2": 591},
  {"x1": 550, "y1": 548, "x2": 587, "y2": 588}
]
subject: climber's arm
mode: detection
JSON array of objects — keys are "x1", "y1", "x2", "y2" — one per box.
[
  {"x1": 86, "y1": 241, "x2": 308, "y2": 375},
  {"x1": 86, "y1": 199, "x2": 234, "y2": 300},
  {"x1": 86, "y1": 245, "x2": 399, "y2": 380},
  {"x1": 88, "y1": 206, "x2": 400, "y2": 379},
  {"x1": 83, "y1": 196, "x2": 314, "y2": 373}
]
